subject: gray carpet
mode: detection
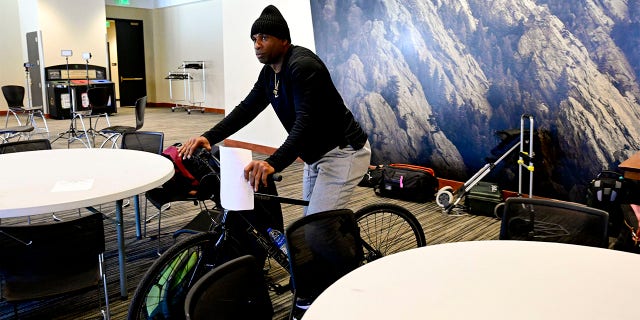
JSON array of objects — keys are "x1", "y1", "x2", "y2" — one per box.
[{"x1": 0, "y1": 107, "x2": 502, "y2": 320}]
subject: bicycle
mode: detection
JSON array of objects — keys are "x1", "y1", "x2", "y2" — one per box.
[{"x1": 127, "y1": 150, "x2": 426, "y2": 320}]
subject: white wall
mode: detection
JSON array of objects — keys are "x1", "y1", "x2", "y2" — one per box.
[
  {"x1": 150, "y1": 0, "x2": 223, "y2": 110},
  {"x1": 0, "y1": 0, "x2": 31, "y2": 111},
  {"x1": 221, "y1": 0, "x2": 315, "y2": 148}
]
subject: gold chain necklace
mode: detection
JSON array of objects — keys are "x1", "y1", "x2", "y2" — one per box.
[{"x1": 273, "y1": 73, "x2": 280, "y2": 98}]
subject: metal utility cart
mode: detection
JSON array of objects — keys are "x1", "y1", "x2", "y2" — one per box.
[
  {"x1": 165, "y1": 71, "x2": 190, "y2": 112},
  {"x1": 165, "y1": 60, "x2": 206, "y2": 114}
]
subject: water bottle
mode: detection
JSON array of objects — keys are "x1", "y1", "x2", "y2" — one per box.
[{"x1": 267, "y1": 227, "x2": 288, "y2": 255}]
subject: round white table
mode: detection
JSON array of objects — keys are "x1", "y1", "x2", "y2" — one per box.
[
  {"x1": 0, "y1": 148, "x2": 174, "y2": 298},
  {"x1": 304, "y1": 240, "x2": 640, "y2": 320}
]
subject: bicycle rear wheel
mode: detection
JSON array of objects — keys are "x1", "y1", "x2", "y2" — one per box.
[
  {"x1": 355, "y1": 203, "x2": 426, "y2": 263},
  {"x1": 127, "y1": 231, "x2": 242, "y2": 320}
]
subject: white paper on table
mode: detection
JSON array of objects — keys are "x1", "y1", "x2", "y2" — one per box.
[
  {"x1": 51, "y1": 178, "x2": 94, "y2": 192},
  {"x1": 220, "y1": 146, "x2": 254, "y2": 210}
]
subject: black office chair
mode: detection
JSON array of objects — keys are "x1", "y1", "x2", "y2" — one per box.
[
  {"x1": 2, "y1": 85, "x2": 38, "y2": 142},
  {"x1": 0, "y1": 139, "x2": 54, "y2": 223},
  {"x1": 0, "y1": 213, "x2": 110, "y2": 319},
  {"x1": 119, "y1": 131, "x2": 165, "y2": 242},
  {"x1": 285, "y1": 209, "x2": 364, "y2": 320},
  {"x1": 2, "y1": 85, "x2": 48, "y2": 138},
  {"x1": 0, "y1": 125, "x2": 34, "y2": 143},
  {"x1": 121, "y1": 130, "x2": 163, "y2": 154},
  {"x1": 99, "y1": 96, "x2": 147, "y2": 148},
  {"x1": 87, "y1": 86, "x2": 111, "y2": 116},
  {"x1": 183, "y1": 255, "x2": 273, "y2": 320},
  {"x1": 2, "y1": 85, "x2": 25, "y2": 127},
  {"x1": 499, "y1": 197, "x2": 610, "y2": 248},
  {"x1": 82, "y1": 86, "x2": 112, "y2": 144},
  {"x1": 0, "y1": 138, "x2": 51, "y2": 154}
]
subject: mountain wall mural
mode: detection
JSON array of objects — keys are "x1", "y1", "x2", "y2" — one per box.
[{"x1": 310, "y1": 0, "x2": 640, "y2": 201}]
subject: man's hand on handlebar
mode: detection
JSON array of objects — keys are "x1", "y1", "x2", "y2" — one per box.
[
  {"x1": 244, "y1": 160, "x2": 275, "y2": 192},
  {"x1": 178, "y1": 136, "x2": 211, "y2": 160}
]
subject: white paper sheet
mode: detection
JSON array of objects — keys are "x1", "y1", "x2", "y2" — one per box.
[
  {"x1": 220, "y1": 146, "x2": 254, "y2": 210},
  {"x1": 51, "y1": 178, "x2": 94, "y2": 192}
]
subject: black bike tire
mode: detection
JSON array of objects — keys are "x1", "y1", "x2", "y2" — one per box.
[
  {"x1": 127, "y1": 231, "x2": 242, "y2": 320},
  {"x1": 355, "y1": 203, "x2": 426, "y2": 263}
]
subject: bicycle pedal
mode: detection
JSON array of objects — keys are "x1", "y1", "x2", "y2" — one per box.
[{"x1": 268, "y1": 282, "x2": 291, "y2": 295}]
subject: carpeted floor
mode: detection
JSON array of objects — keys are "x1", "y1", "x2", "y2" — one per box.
[{"x1": 0, "y1": 107, "x2": 503, "y2": 320}]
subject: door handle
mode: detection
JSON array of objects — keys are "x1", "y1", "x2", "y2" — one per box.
[{"x1": 120, "y1": 76, "x2": 144, "y2": 81}]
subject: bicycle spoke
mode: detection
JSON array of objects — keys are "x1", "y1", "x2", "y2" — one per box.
[{"x1": 355, "y1": 203, "x2": 426, "y2": 263}]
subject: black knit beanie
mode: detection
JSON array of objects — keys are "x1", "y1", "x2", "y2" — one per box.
[{"x1": 250, "y1": 5, "x2": 291, "y2": 42}]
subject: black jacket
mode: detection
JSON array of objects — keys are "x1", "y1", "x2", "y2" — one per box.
[{"x1": 202, "y1": 45, "x2": 368, "y2": 172}]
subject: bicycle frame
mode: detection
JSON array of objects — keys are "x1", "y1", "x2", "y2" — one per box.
[
  {"x1": 216, "y1": 207, "x2": 291, "y2": 270},
  {"x1": 253, "y1": 192, "x2": 380, "y2": 262},
  {"x1": 191, "y1": 150, "x2": 385, "y2": 271}
]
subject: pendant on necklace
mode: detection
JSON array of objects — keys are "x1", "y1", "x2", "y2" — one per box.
[{"x1": 273, "y1": 73, "x2": 280, "y2": 98}]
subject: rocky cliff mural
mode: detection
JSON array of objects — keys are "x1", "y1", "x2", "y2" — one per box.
[{"x1": 310, "y1": 0, "x2": 640, "y2": 201}]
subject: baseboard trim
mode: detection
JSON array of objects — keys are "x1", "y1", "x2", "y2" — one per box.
[{"x1": 147, "y1": 102, "x2": 225, "y2": 114}]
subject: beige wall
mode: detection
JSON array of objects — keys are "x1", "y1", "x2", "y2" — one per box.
[{"x1": 35, "y1": 0, "x2": 108, "y2": 69}]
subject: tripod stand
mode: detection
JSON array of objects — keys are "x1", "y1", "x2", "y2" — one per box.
[
  {"x1": 81, "y1": 53, "x2": 112, "y2": 146},
  {"x1": 23, "y1": 63, "x2": 49, "y2": 138},
  {"x1": 51, "y1": 53, "x2": 93, "y2": 148}
]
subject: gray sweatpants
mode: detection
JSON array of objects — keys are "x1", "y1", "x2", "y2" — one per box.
[{"x1": 302, "y1": 140, "x2": 371, "y2": 216}]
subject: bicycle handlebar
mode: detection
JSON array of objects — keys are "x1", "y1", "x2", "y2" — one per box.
[{"x1": 202, "y1": 147, "x2": 283, "y2": 183}]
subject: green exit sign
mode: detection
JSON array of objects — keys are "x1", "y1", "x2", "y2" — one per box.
[{"x1": 116, "y1": 0, "x2": 130, "y2": 5}]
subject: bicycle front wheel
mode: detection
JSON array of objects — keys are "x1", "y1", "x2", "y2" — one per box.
[
  {"x1": 355, "y1": 203, "x2": 426, "y2": 263},
  {"x1": 127, "y1": 231, "x2": 242, "y2": 320}
]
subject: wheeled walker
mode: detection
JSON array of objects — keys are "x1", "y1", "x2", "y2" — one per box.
[{"x1": 436, "y1": 114, "x2": 535, "y2": 214}]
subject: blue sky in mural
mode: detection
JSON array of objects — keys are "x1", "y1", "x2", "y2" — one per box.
[{"x1": 310, "y1": 0, "x2": 640, "y2": 201}]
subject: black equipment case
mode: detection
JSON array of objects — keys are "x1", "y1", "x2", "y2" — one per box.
[{"x1": 466, "y1": 181, "x2": 503, "y2": 216}]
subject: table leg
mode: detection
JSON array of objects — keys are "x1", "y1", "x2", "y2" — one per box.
[
  {"x1": 115, "y1": 199, "x2": 128, "y2": 299},
  {"x1": 134, "y1": 194, "x2": 142, "y2": 239}
]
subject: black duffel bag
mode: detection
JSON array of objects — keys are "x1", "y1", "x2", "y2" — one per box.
[{"x1": 374, "y1": 164, "x2": 438, "y2": 203}]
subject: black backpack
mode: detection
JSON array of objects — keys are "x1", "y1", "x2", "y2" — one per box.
[
  {"x1": 586, "y1": 170, "x2": 625, "y2": 237},
  {"x1": 160, "y1": 143, "x2": 221, "y2": 203}
]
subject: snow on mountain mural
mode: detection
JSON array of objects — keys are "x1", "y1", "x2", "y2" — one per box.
[{"x1": 310, "y1": 0, "x2": 640, "y2": 201}]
